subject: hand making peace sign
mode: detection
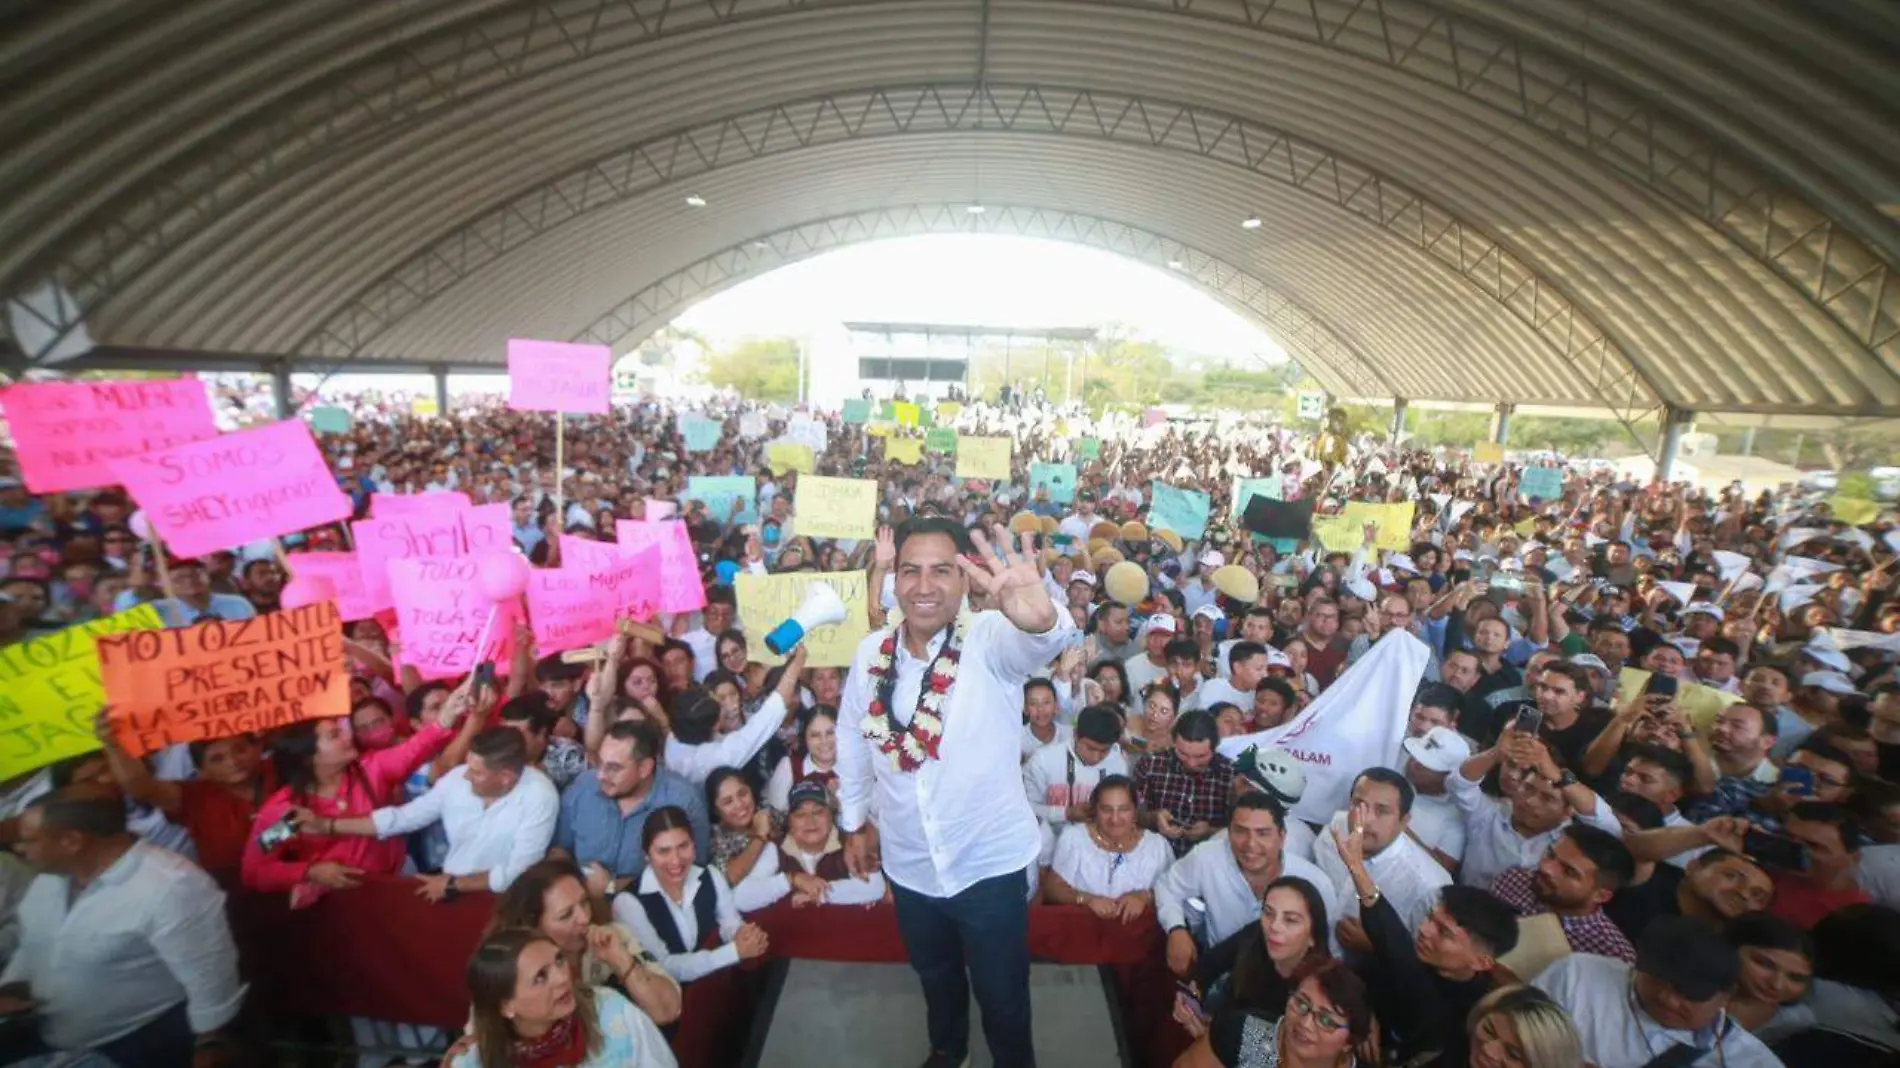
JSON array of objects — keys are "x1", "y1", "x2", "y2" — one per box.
[{"x1": 961, "y1": 525, "x2": 1059, "y2": 635}]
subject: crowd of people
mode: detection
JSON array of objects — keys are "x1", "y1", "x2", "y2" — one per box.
[{"x1": 0, "y1": 380, "x2": 1898, "y2": 1068}]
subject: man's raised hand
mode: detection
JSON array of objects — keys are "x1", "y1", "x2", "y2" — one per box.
[{"x1": 961, "y1": 525, "x2": 1058, "y2": 634}]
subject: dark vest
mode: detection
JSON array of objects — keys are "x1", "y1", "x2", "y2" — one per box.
[{"x1": 633, "y1": 870, "x2": 722, "y2": 955}]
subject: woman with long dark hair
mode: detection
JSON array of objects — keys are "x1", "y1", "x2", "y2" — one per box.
[
  {"x1": 610, "y1": 806, "x2": 769, "y2": 983},
  {"x1": 1178, "y1": 876, "x2": 1333, "y2": 1036},
  {"x1": 491, "y1": 858, "x2": 682, "y2": 1027},
  {"x1": 762, "y1": 705, "x2": 840, "y2": 815},
  {"x1": 451, "y1": 929, "x2": 676, "y2": 1068},
  {"x1": 241, "y1": 676, "x2": 477, "y2": 897}
]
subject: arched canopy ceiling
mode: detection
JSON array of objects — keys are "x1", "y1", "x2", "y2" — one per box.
[{"x1": 2, "y1": 0, "x2": 1897, "y2": 421}]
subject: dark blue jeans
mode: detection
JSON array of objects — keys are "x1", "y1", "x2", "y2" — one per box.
[{"x1": 890, "y1": 867, "x2": 1034, "y2": 1068}]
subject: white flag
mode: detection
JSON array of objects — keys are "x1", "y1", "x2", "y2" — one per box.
[{"x1": 1219, "y1": 629, "x2": 1429, "y2": 826}]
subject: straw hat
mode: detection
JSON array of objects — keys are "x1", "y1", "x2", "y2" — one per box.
[
  {"x1": 1104, "y1": 561, "x2": 1150, "y2": 605},
  {"x1": 1120, "y1": 520, "x2": 1149, "y2": 542},
  {"x1": 1094, "y1": 546, "x2": 1126, "y2": 566},
  {"x1": 1009, "y1": 511, "x2": 1041, "y2": 535},
  {"x1": 1090, "y1": 520, "x2": 1122, "y2": 541},
  {"x1": 1038, "y1": 515, "x2": 1059, "y2": 535},
  {"x1": 1153, "y1": 529, "x2": 1184, "y2": 553},
  {"x1": 1211, "y1": 564, "x2": 1260, "y2": 603}
]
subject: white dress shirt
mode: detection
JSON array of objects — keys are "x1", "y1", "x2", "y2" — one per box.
[
  {"x1": 1020, "y1": 721, "x2": 1073, "y2": 762},
  {"x1": 726, "y1": 839, "x2": 889, "y2": 912},
  {"x1": 1408, "y1": 791, "x2": 1467, "y2": 865},
  {"x1": 612, "y1": 865, "x2": 745, "y2": 984},
  {"x1": 1, "y1": 843, "x2": 244, "y2": 1049},
  {"x1": 666, "y1": 692, "x2": 790, "y2": 785},
  {"x1": 1856, "y1": 842, "x2": 1900, "y2": 910},
  {"x1": 838, "y1": 609, "x2": 1076, "y2": 898},
  {"x1": 1447, "y1": 767, "x2": 1621, "y2": 891},
  {"x1": 1311, "y1": 812, "x2": 1451, "y2": 932},
  {"x1": 372, "y1": 765, "x2": 559, "y2": 892},
  {"x1": 1153, "y1": 835, "x2": 1341, "y2": 950},
  {"x1": 1021, "y1": 742, "x2": 1130, "y2": 827},
  {"x1": 1534, "y1": 954, "x2": 1784, "y2": 1068},
  {"x1": 1051, "y1": 824, "x2": 1173, "y2": 898}
]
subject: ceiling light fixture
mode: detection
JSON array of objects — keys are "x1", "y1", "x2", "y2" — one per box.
[
  {"x1": 966, "y1": 204, "x2": 987, "y2": 215},
  {"x1": 1167, "y1": 259, "x2": 1184, "y2": 270},
  {"x1": 1241, "y1": 216, "x2": 1262, "y2": 229},
  {"x1": 685, "y1": 194, "x2": 707, "y2": 207}
]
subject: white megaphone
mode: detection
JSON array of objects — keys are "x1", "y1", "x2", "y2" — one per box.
[{"x1": 765, "y1": 581, "x2": 848, "y2": 655}]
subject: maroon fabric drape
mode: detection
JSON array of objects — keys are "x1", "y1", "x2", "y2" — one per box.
[{"x1": 228, "y1": 877, "x2": 1187, "y2": 1067}]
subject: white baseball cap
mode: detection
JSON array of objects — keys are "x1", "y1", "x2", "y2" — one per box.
[
  {"x1": 1800, "y1": 670, "x2": 1858, "y2": 696},
  {"x1": 1140, "y1": 614, "x2": 1179, "y2": 638},
  {"x1": 1802, "y1": 643, "x2": 1852, "y2": 674},
  {"x1": 1201, "y1": 550, "x2": 1226, "y2": 568},
  {"x1": 1070, "y1": 570, "x2": 1097, "y2": 587},
  {"x1": 1402, "y1": 727, "x2": 1472, "y2": 774},
  {"x1": 1344, "y1": 577, "x2": 1378, "y2": 602}
]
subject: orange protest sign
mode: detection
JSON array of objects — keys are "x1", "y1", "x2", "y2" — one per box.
[{"x1": 96, "y1": 602, "x2": 350, "y2": 756}]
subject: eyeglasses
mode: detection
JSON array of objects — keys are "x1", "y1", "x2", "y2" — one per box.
[{"x1": 1289, "y1": 992, "x2": 1347, "y2": 1033}]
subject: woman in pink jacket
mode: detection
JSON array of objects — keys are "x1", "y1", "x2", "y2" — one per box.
[{"x1": 243, "y1": 679, "x2": 482, "y2": 903}]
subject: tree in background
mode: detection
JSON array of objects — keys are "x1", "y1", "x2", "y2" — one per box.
[{"x1": 699, "y1": 337, "x2": 801, "y2": 402}]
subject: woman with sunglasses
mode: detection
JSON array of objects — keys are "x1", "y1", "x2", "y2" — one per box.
[{"x1": 1174, "y1": 960, "x2": 1374, "y2": 1068}]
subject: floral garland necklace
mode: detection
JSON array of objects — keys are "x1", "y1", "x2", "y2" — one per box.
[{"x1": 860, "y1": 617, "x2": 966, "y2": 771}]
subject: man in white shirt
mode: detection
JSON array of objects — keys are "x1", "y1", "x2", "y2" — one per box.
[
  {"x1": 1402, "y1": 727, "x2": 1472, "y2": 875},
  {"x1": 1022, "y1": 706, "x2": 1128, "y2": 828},
  {"x1": 1314, "y1": 769, "x2": 1452, "y2": 943},
  {"x1": 1057, "y1": 491, "x2": 1102, "y2": 545},
  {"x1": 1187, "y1": 640, "x2": 1267, "y2": 713},
  {"x1": 1154, "y1": 793, "x2": 1340, "y2": 979},
  {"x1": 1449, "y1": 731, "x2": 1622, "y2": 891},
  {"x1": 837, "y1": 519, "x2": 1075, "y2": 1068},
  {"x1": 1123, "y1": 614, "x2": 1177, "y2": 694},
  {"x1": 680, "y1": 586, "x2": 738, "y2": 682},
  {"x1": 312, "y1": 728, "x2": 559, "y2": 898},
  {"x1": 1535, "y1": 916, "x2": 1784, "y2": 1068},
  {"x1": 0, "y1": 785, "x2": 243, "y2": 1067}
]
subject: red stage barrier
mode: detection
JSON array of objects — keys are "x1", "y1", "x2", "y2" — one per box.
[{"x1": 228, "y1": 876, "x2": 1188, "y2": 1067}]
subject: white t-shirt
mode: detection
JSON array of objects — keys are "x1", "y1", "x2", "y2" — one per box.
[
  {"x1": 1123, "y1": 653, "x2": 1169, "y2": 695},
  {"x1": 1020, "y1": 721, "x2": 1074, "y2": 762},
  {"x1": 1408, "y1": 792, "x2": 1467, "y2": 867}
]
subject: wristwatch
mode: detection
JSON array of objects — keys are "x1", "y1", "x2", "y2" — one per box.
[
  {"x1": 1554, "y1": 771, "x2": 1577, "y2": 789},
  {"x1": 443, "y1": 881, "x2": 461, "y2": 902}
]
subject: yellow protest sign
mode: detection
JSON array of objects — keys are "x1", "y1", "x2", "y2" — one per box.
[
  {"x1": 1829, "y1": 496, "x2": 1880, "y2": 525},
  {"x1": 893, "y1": 402, "x2": 919, "y2": 427},
  {"x1": 956, "y1": 435, "x2": 1012, "y2": 480},
  {"x1": 767, "y1": 442, "x2": 815, "y2": 475},
  {"x1": 886, "y1": 438, "x2": 923, "y2": 465},
  {"x1": 0, "y1": 605, "x2": 164, "y2": 779},
  {"x1": 865, "y1": 422, "x2": 894, "y2": 438},
  {"x1": 1309, "y1": 515, "x2": 1361, "y2": 553},
  {"x1": 735, "y1": 571, "x2": 871, "y2": 667},
  {"x1": 1514, "y1": 517, "x2": 1539, "y2": 537},
  {"x1": 795, "y1": 476, "x2": 878, "y2": 540},
  {"x1": 935, "y1": 402, "x2": 962, "y2": 423},
  {"x1": 1339, "y1": 502, "x2": 1415, "y2": 551},
  {"x1": 411, "y1": 398, "x2": 439, "y2": 418},
  {"x1": 1615, "y1": 667, "x2": 1742, "y2": 733},
  {"x1": 1473, "y1": 441, "x2": 1503, "y2": 464}
]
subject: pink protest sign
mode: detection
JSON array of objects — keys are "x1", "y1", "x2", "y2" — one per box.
[
  {"x1": 526, "y1": 568, "x2": 616, "y2": 655},
  {"x1": 285, "y1": 551, "x2": 379, "y2": 622},
  {"x1": 646, "y1": 499, "x2": 676, "y2": 520},
  {"x1": 109, "y1": 420, "x2": 351, "y2": 557},
  {"x1": 617, "y1": 520, "x2": 705, "y2": 614},
  {"x1": 507, "y1": 339, "x2": 611, "y2": 414},
  {"x1": 387, "y1": 557, "x2": 518, "y2": 680},
  {"x1": 561, "y1": 536, "x2": 661, "y2": 620},
  {"x1": 371, "y1": 491, "x2": 472, "y2": 517},
  {"x1": 352, "y1": 502, "x2": 513, "y2": 613},
  {"x1": 0, "y1": 378, "x2": 220, "y2": 493}
]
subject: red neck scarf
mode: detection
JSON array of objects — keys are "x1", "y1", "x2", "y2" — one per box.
[{"x1": 510, "y1": 1012, "x2": 588, "y2": 1068}]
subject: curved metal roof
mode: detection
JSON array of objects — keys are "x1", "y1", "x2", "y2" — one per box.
[{"x1": 2, "y1": 0, "x2": 1896, "y2": 426}]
